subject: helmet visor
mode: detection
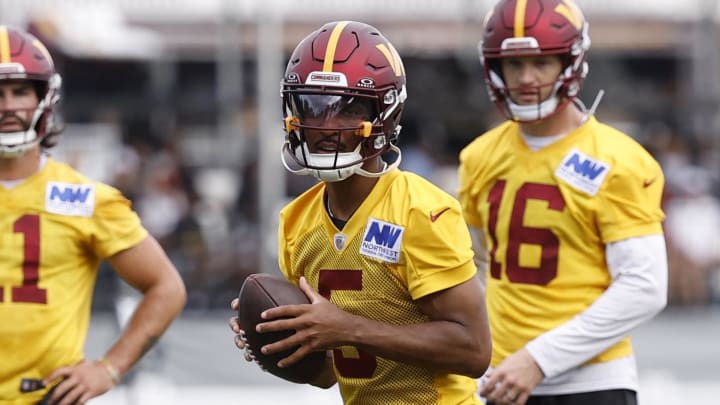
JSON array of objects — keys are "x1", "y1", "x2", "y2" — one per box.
[{"x1": 289, "y1": 93, "x2": 377, "y2": 127}]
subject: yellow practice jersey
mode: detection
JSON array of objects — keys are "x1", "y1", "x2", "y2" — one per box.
[
  {"x1": 0, "y1": 158, "x2": 147, "y2": 404},
  {"x1": 458, "y1": 117, "x2": 665, "y2": 368},
  {"x1": 279, "y1": 169, "x2": 481, "y2": 405}
]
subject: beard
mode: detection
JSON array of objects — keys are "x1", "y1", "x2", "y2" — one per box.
[{"x1": 0, "y1": 111, "x2": 31, "y2": 131}]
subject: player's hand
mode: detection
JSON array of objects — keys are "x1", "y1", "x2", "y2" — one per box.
[
  {"x1": 257, "y1": 277, "x2": 348, "y2": 368},
  {"x1": 43, "y1": 360, "x2": 116, "y2": 405},
  {"x1": 228, "y1": 298, "x2": 259, "y2": 364},
  {"x1": 479, "y1": 348, "x2": 543, "y2": 405}
]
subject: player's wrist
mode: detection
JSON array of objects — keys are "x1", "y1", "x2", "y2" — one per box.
[{"x1": 96, "y1": 357, "x2": 121, "y2": 385}]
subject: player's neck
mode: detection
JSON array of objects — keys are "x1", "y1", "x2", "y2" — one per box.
[
  {"x1": 325, "y1": 174, "x2": 379, "y2": 221},
  {"x1": 518, "y1": 104, "x2": 586, "y2": 137},
  {"x1": 0, "y1": 147, "x2": 42, "y2": 181}
]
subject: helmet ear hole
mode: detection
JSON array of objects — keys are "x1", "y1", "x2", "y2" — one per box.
[{"x1": 372, "y1": 136, "x2": 386, "y2": 150}]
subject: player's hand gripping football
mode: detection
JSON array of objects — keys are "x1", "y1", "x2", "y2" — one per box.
[
  {"x1": 242, "y1": 276, "x2": 346, "y2": 369},
  {"x1": 42, "y1": 359, "x2": 117, "y2": 405},
  {"x1": 253, "y1": 277, "x2": 345, "y2": 368},
  {"x1": 479, "y1": 348, "x2": 544, "y2": 405},
  {"x1": 228, "y1": 300, "x2": 263, "y2": 368}
]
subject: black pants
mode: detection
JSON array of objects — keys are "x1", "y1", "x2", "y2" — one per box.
[{"x1": 487, "y1": 389, "x2": 637, "y2": 405}]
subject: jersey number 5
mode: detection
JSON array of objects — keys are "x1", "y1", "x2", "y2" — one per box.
[
  {"x1": 0, "y1": 214, "x2": 47, "y2": 304},
  {"x1": 318, "y1": 269, "x2": 377, "y2": 378},
  {"x1": 487, "y1": 180, "x2": 565, "y2": 285}
]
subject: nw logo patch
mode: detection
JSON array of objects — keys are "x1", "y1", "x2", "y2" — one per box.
[
  {"x1": 359, "y1": 218, "x2": 404, "y2": 263},
  {"x1": 45, "y1": 182, "x2": 95, "y2": 217},
  {"x1": 555, "y1": 149, "x2": 610, "y2": 196}
]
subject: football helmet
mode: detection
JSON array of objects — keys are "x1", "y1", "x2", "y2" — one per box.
[
  {"x1": 0, "y1": 26, "x2": 62, "y2": 157},
  {"x1": 281, "y1": 21, "x2": 406, "y2": 182},
  {"x1": 480, "y1": 0, "x2": 590, "y2": 122}
]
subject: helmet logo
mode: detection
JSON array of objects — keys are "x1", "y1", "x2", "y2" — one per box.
[
  {"x1": 306, "y1": 71, "x2": 348, "y2": 87},
  {"x1": 310, "y1": 72, "x2": 340, "y2": 82},
  {"x1": 32, "y1": 39, "x2": 55, "y2": 68},
  {"x1": 375, "y1": 43, "x2": 405, "y2": 77},
  {"x1": 285, "y1": 72, "x2": 300, "y2": 84},
  {"x1": 357, "y1": 78, "x2": 375, "y2": 89},
  {"x1": 501, "y1": 37, "x2": 540, "y2": 53},
  {"x1": 0, "y1": 62, "x2": 25, "y2": 75},
  {"x1": 555, "y1": 0, "x2": 584, "y2": 30}
]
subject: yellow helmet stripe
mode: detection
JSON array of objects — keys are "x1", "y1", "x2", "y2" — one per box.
[
  {"x1": 322, "y1": 21, "x2": 350, "y2": 72},
  {"x1": 376, "y1": 43, "x2": 404, "y2": 77},
  {"x1": 0, "y1": 26, "x2": 11, "y2": 63},
  {"x1": 514, "y1": 0, "x2": 528, "y2": 38}
]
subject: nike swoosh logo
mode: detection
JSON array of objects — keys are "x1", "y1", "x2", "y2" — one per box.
[
  {"x1": 430, "y1": 207, "x2": 451, "y2": 222},
  {"x1": 643, "y1": 178, "x2": 656, "y2": 188}
]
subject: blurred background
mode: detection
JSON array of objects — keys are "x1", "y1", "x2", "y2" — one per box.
[{"x1": 2, "y1": 0, "x2": 719, "y2": 403}]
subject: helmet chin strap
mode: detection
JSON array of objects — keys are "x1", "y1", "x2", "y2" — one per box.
[
  {"x1": 280, "y1": 142, "x2": 402, "y2": 183},
  {"x1": 354, "y1": 144, "x2": 401, "y2": 178},
  {"x1": 507, "y1": 93, "x2": 560, "y2": 122},
  {"x1": 490, "y1": 67, "x2": 581, "y2": 122},
  {"x1": 0, "y1": 129, "x2": 40, "y2": 158},
  {"x1": 280, "y1": 142, "x2": 362, "y2": 182},
  {"x1": 499, "y1": 75, "x2": 564, "y2": 122}
]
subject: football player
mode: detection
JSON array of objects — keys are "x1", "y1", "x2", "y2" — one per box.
[
  {"x1": 230, "y1": 21, "x2": 491, "y2": 404},
  {"x1": 458, "y1": 1, "x2": 668, "y2": 404},
  {"x1": 0, "y1": 26, "x2": 186, "y2": 404}
]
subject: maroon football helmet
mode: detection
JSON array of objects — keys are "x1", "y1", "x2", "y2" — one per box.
[
  {"x1": 281, "y1": 21, "x2": 406, "y2": 182},
  {"x1": 480, "y1": 0, "x2": 590, "y2": 122},
  {"x1": 0, "y1": 26, "x2": 62, "y2": 157}
]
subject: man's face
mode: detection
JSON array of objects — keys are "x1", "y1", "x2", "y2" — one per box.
[
  {"x1": 500, "y1": 55, "x2": 563, "y2": 105},
  {"x1": 0, "y1": 80, "x2": 39, "y2": 133}
]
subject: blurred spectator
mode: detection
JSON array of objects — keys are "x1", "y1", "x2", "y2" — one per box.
[
  {"x1": 652, "y1": 131, "x2": 720, "y2": 306},
  {"x1": 663, "y1": 165, "x2": 720, "y2": 305},
  {"x1": 129, "y1": 143, "x2": 210, "y2": 309}
]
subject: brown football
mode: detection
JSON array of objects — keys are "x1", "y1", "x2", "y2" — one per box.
[{"x1": 237, "y1": 273, "x2": 326, "y2": 384}]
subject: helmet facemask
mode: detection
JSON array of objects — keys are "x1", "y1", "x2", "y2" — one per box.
[
  {"x1": 479, "y1": 1, "x2": 591, "y2": 123},
  {"x1": 0, "y1": 26, "x2": 63, "y2": 158},
  {"x1": 0, "y1": 74, "x2": 62, "y2": 158},
  {"x1": 281, "y1": 85, "x2": 405, "y2": 182},
  {"x1": 484, "y1": 56, "x2": 586, "y2": 123},
  {"x1": 279, "y1": 21, "x2": 407, "y2": 183}
]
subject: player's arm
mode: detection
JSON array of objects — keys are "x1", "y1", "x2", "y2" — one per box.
[
  {"x1": 384, "y1": 273, "x2": 492, "y2": 377},
  {"x1": 525, "y1": 234, "x2": 668, "y2": 378},
  {"x1": 99, "y1": 236, "x2": 187, "y2": 376},
  {"x1": 260, "y1": 275, "x2": 491, "y2": 378}
]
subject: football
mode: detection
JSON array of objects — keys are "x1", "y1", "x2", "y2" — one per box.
[{"x1": 237, "y1": 273, "x2": 326, "y2": 384}]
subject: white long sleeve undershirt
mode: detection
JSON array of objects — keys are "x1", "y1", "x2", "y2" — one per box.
[
  {"x1": 525, "y1": 234, "x2": 667, "y2": 379},
  {"x1": 473, "y1": 227, "x2": 668, "y2": 393}
]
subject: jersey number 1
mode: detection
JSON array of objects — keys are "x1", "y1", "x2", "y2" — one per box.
[
  {"x1": 487, "y1": 180, "x2": 565, "y2": 285},
  {"x1": 0, "y1": 214, "x2": 47, "y2": 304}
]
